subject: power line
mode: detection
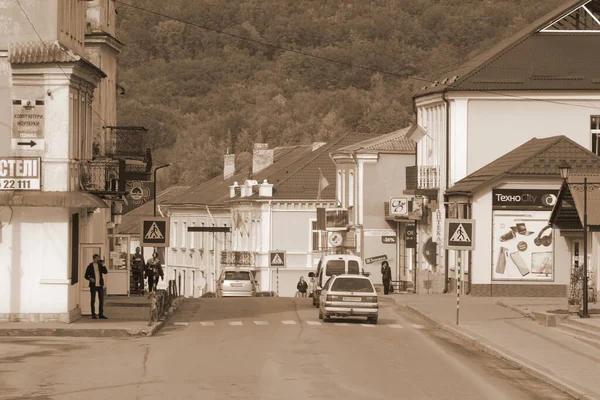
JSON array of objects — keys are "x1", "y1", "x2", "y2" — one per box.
[
  {"x1": 14, "y1": 0, "x2": 112, "y2": 127},
  {"x1": 114, "y1": 0, "x2": 600, "y2": 112}
]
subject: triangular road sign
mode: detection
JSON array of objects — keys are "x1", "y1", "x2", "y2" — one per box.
[
  {"x1": 145, "y1": 222, "x2": 165, "y2": 240},
  {"x1": 271, "y1": 253, "x2": 283, "y2": 265},
  {"x1": 449, "y1": 223, "x2": 471, "y2": 242}
]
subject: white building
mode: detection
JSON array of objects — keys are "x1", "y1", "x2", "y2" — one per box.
[{"x1": 408, "y1": 0, "x2": 600, "y2": 294}]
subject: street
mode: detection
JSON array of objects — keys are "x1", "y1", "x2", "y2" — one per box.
[{"x1": 0, "y1": 297, "x2": 575, "y2": 400}]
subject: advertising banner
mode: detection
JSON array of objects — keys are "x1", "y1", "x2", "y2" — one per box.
[
  {"x1": 122, "y1": 180, "x2": 154, "y2": 214},
  {"x1": 492, "y1": 210, "x2": 554, "y2": 281}
]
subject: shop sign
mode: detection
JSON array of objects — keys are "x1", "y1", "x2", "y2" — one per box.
[
  {"x1": 432, "y1": 208, "x2": 443, "y2": 243},
  {"x1": 382, "y1": 236, "x2": 396, "y2": 244},
  {"x1": 405, "y1": 223, "x2": 416, "y2": 248},
  {"x1": 0, "y1": 157, "x2": 41, "y2": 190},
  {"x1": 12, "y1": 100, "x2": 45, "y2": 152},
  {"x1": 422, "y1": 237, "x2": 437, "y2": 267},
  {"x1": 492, "y1": 189, "x2": 558, "y2": 210},
  {"x1": 365, "y1": 255, "x2": 387, "y2": 264},
  {"x1": 325, "y1": 208, "x2": 348, "y2": 230}
]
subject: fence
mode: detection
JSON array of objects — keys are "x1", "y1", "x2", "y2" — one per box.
[{"x1": 148, "y1": 279, "x2": 179, "y2": 326}]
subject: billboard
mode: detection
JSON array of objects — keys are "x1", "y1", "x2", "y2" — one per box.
[{"x1": 492, "y1": 210, "x2": 554, "y2": 281}]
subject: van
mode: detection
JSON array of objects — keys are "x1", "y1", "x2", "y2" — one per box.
[{"x1": 312, "y1": 254, "x2": 362, "y2": 307}]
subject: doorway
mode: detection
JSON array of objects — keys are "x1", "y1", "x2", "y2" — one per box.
[
  {"x1": 106, "y1": 235, "x2": 131, "y2": 295},
  {"x1": 79, "y1": 244, "x2": 103, "y2": 316}
]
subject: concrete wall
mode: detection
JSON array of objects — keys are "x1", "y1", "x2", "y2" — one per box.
[{"x1": 271, "y1": 208, "x2": 316, "y2": 268}]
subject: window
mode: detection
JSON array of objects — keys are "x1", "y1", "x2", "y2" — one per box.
[
  {"x1": 190, "y1": 222, "x2": 195, "y2": 249},
  {"x1": 348, "y1": 260, "x2": 360, "y2": 274},
  {"x1": 311, "y1": 221, "x2": 327, "y2": 252},
  {"x1": 172, "y1": 222, "x2": 178, "y2": 247},
  {"x1": 224, "y1": 271, "x2": 251, "y2": 281},
  {"x1": 348, "y1": 170, "x2": 354, "y2": 207},
  {"x1": 325, "y1": 260, "x2": 345, "y2": 276},
  {"x1": 331, "y1": 278, "x2": 374, "y2": 293},
  {"x1": 592, "y1": 116, "x2": 600, "y2": 156},
  {"x1": 182, "y1": 222, "x2": 187, "y2": 248}
]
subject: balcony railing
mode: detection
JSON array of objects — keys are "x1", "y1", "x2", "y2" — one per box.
[
  {"x1": 94, "y1": 126, "x2": 149, "y2": 160},
  {"x1": 221, "y1": 251, "x2": 256, "y2": 267},
  {"x1": 406, "y1": 165, "x2": 440, "y2": 191},
  {"x1": 80, "y1": 159, "x2": 126, "y2": 195}
]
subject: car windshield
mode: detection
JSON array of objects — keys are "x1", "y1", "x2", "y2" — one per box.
[
  {"x1": 326, "y1": 260, "x2": 345, "y2": 276},
  {"x1": 348, "y1": 260, "x2": 360, "y2": 274},
  {"x1": 224, "y1": 271, "x2": 251, "y2": 280},
  {"x1": 331, "y1": 278, "x2": 374, "y2": 293}
]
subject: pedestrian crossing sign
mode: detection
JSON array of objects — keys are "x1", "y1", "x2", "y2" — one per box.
[
  {"x1": 269, "y1": 251, "x2": 286, "y2": 267},
  {"x1": 141, "y1": 217, "x2": 170, "y2": 247},
  {"x1": 445, "y1": 219, "x2": 475, "y2": 251}
]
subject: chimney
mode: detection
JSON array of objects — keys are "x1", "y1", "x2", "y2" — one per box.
[
  {"x1": 258, "y1": 179, "x2": 273, "y2": 197},
  {"x1": 252, "y1": 143, "x2": 273, "y2": 175},
  {"x1": 312, "y1": 142, "x2": 326, "y2": 151},
  {"x1": 224, "y1": 153, "x2": 235, "y2": 179}
]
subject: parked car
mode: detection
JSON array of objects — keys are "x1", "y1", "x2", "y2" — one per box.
[
  {"x1": 313, "y1": 254, "x2": 362, "y2": 307},
  {"x1": 216, "y1": 268, "x2": 258, "y2": 297},
  {"x1": 318, "y1": 275, "x2": 378, "y2": 324}
]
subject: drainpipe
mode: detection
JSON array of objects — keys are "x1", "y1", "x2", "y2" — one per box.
[{"x1": 442, "y1": 91, "x2": 450, "y2": 294}]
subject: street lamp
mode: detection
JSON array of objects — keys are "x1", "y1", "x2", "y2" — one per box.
[
  {"x1": 558, "y1": 160, "x2": 594, "y2": 318},
  {"x1": 153, "y1": 163, "x2": 171, "y2": 217}
]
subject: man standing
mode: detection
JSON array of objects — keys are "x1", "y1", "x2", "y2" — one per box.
[
  {"x1": 381, "y1": 261, "x2": 392, "y2": 295},
  {"x1": 85, "y1": 254, "x2": 108, "y2": 319}
]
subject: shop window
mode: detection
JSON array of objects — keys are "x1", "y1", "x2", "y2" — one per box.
[{"x1": 591, "y1": 116, "x2": 600, "y2": 156}]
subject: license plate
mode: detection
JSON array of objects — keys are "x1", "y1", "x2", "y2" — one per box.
[
  {"x1": 343, "y1": 297, "x2": 360, "y2": 302},
  {"x1": 230, "y1": 283, "x2": 243, "y2": 287}
]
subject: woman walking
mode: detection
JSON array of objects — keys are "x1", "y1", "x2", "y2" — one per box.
[{"x1": 145, "y1": 251, "x2": 164, "y2": 292}]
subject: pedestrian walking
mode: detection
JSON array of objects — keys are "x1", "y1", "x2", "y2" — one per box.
[
  {"x1": 131, "y1": 247, "x2": 145, "y2": 293},
  {"x1": 296, "y1": 276, "x2": 308, "y2": 298},
  {"x1": 307, "y1": 272, "x2": 317, "y2": 298},
  {"x1": 381, "y1": 261, "x2": 392, "y2": 295},
  {"x1": 84, "y1": 254, "x2": 108, "y2": 319},
  {"x1": 145, "y1": 252, "x2": 164, "y2": 292}
]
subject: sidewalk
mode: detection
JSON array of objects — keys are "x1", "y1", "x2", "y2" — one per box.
[{"x1": 392, "y1": 294, "x2": 600, "y2": 400}]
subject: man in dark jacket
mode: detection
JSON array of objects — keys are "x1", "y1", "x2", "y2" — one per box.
[
  {"x1": 84, "y1": 254, "x2": 108, "y2": 319},
  {"x1": 381, "y1": 261, "x2": 392, "y2": 295}
]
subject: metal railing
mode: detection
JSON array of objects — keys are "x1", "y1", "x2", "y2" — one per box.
[
  {"x1": 221, "y1": 251, "x2": 256, "y2": 266},
  {"x1": 101, "y1": 126, "x2": 149, "y2": 160},
  {"x1": 148, "y1": 279, "x2": 178, "y2": 326},
  {"x1": 406, "y1": 165, "x2": 441, "y2": 190},
  {"x1": 80, "y1": 159, "x2": 125, "y2": 194}
]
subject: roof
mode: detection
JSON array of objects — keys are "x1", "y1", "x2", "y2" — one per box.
[
  {"x1": 446, "y1": 135, "x2": 600, "y2": 195},
  {"x1": 415, "y1": 0, "x2": 598, "y2": 96},
  {"x1": 164, "y1": 145, "x2": 313, "y2": 205},
  {"x1": 117, "y1": 185, "x2": 190, "y2": 234},
  {"x1": 333, "y1": 125, "x2": 417, "y2": 155},
  {"x1": 242, "y1": 133, "x2": 379, "y2": 200}
]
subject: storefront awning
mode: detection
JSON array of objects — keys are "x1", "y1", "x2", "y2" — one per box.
[
  {"x1": 550, "y1": 174, "x2": 600, "y2": 231},
  {"x1": 0, "y1": 191, "x2": 108, "y2": 208}
]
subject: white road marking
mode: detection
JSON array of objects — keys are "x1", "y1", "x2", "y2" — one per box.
[
  {"x1": 412, "y1": 324, "x2": 425, "y2": 329},
  {"x1": 388, "y1": 324, "x2": 404, "y2": 329},
  {"x1": 306, "y1": 321, "x2": 322, "y2": 326},
  {"x1": 173, "y1": 322, "x2": 188, "y2": 326},
  {"x1": 200, "y1": 321, "x2": 215, "y2": 327},
  {"x1": 281, "y1": 320, "x2": 296, "y2": 325},
  {"x1": 360, "y1": 324, "x2": 375, "y2": 328},
  {"x1": 334, "y1": 323, "x2": 349, "y2": 326},
  {"x1": 229, "y1": 321, "x2": 243, "y2": 326},
  {"x1": 253, "y1": 321, "x2": 269, "y2": 325}
]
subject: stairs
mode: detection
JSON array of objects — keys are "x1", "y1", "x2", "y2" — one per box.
[
  {"x1": 556, "y1": 318, "x2": 600, "y2": 350},
  {"x1": 102, "y1": 296, "x2": 151, "y2": 321}
]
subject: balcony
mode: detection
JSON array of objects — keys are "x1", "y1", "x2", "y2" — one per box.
[
  {"x1": 221, "y1": 251, "x2": 256, "y2": 267},
  {"x1": 94, "y1": 126, "x2": 153, "y2": 181},
  {"x1": 80, "y1": 159, "x2": 126, "y2": 196},
  {"x1": 405, "y1": 165, "x2": 441, "y2": 192}
]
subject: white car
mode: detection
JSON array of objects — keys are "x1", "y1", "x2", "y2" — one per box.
[
  {"x1": 318, "y1": 275, "x2": 378, "y2": 324},
  {"x1": 216, "y1": 268, "x2": 258, "y2": 297}
]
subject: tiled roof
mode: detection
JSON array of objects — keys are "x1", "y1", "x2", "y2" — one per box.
[
  {"x1": 567, "y1": 174, "x2": 600, "y2": 226},
  {"x1": 164, "y1": 145, "x2": 313, "y2": 205},
  {"x1": 415, "y1": 0, "x2": 593, "y2": 96},
  {"x1": 117, "y1": 185, "x2": 191, "y2": 234},
  {"x1": 447, "y1": 135, "x2": 600, "y2": 194},
  {"x1": 334, "y1": 125, "x2": 416, "y2": 154}
]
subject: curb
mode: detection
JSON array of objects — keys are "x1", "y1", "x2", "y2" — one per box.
[
  {"x1": 495, "y1": 301, "x2": 534, "y2": 320},
  {"x1": 145, "y1": 297, "x2": 185, "y2": 336},
  {"x1": 397, "y1": 301, "x2": 598, "y2": 400}
]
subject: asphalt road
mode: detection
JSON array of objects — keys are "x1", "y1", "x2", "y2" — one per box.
[{"x1": 0, "y1": 297, "x2": 575, "y2": 400}]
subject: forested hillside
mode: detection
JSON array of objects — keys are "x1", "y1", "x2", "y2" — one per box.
[{"x1": 115, "y1": 0, "x2": 562, "y2": 188}]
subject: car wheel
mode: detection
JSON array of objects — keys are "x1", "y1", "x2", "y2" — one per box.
[{"x1": 323, "y1": 314, "x2": 331, "y2": 323}]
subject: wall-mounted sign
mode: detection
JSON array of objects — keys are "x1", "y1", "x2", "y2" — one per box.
[
  {"x1": 328, "y1": 232, "x2": 343, "y2": 247},
  {"x1": 325, "y1": 208, "x2": 348, "y2": 230},
  {"x1": 365, "y1": 255, "x2": 387, "y2": 264},
  {"x1": 432, "y1": 209, "x2": 443, "y2": 243},
  {"x1": 422, "y1": 237, "x2": 437, "y2": 266},
  {"x1": 492, "y1": 189, "x2": 558, "y2": 210},
  {"x1": 405, "y1": 223, "x2": 416, "y2": 248},
  {"x1": 122, "y1": 180, "x2": 154, "y2": 214},
  {"x1": 0, "y1": 157, "x2": 41, "y2": 190},
  {"x1": 382, "y1": 236, "x2": 396, "y2": 244},
  {"x1": 389, "y1": 197, "x2": 408, "y2": 216},
  {"x1": 12, "y1": 100, "x2": 45, "y2": 152}
]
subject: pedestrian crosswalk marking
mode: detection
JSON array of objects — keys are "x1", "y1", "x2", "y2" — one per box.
[
  {"x1": 229, "y1": 321, "x2": 243, "y2": 326},
  {"x1": 334, "y1": 322, "x2": 349, "y2": 326},
  {"x1": 145, "y1": 222, "x2": 165, "y2": 240},
  {"x1": 306, "y1": 321, "x2": 321, "y2": 325},
  {"x1": 449, "y1": 223, "x2": 471, "y2": 242},
  {"x1": 196, "y1": 320, "x2": 421, "y2": 329},
  {"x1": 173, "y1": 322, "x2": 188, "y2": 326},
  {"x1": 254, "y1": 321, "x2": 269, "y2": 325},
  {"x1": 200, "y1": 321, "x2": 215, "y2": 326},
  {"x1": 412, "y1": 324, "x2": 425, "y2": 329},
  {"x1": 281, "y1": 320, "x2": 296, "y2": 325},
  {"x1": 388, "y1": 324, "x2": 404, "y2": 329},
  {"x1": 360, "y1": 324, "x2": 375, "y2": 328}
]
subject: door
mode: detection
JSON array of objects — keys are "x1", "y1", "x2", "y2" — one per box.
[
  {"x1": 79, "y1": 244, "x2": 103, "y2": 316},
  {"x1": 106, "y1": 235, "x2": 130, "y2": 295}
]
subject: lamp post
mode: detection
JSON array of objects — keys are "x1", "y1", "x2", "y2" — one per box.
[
  {"x1": 558, "y1": 160, "x2": 594, "y2": 319},
  {"x1": 153, "y1": 164, "x2": 171, "y2": 217}
]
